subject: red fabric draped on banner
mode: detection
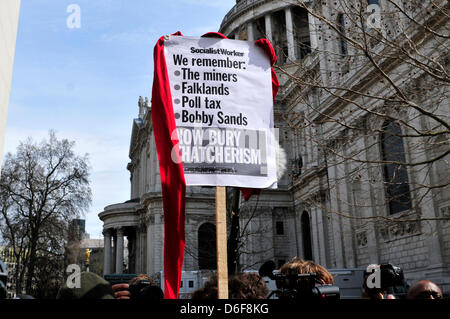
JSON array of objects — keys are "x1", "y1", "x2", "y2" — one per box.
[
  {"x1": 151, "y1": 31, "x2": 279, "y2": 299},
  {"x1": 152, "y1": 31, "x2": 186, "y2": 299}
]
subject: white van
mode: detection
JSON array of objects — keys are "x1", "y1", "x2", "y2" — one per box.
[{"x1": 328, "y1": 268, "x2": 366, "y2": 299}]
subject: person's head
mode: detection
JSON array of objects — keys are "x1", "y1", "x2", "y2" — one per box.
[
  {"x1": 56, "y1": 272, "x2": 115, "y2": 299},
  {"x1": 191, "y1": 273, "x2": 268, "y2": 299},
  {"x1": 279, "y1": 257, "x2": 334, "y2": 285},
  {"x1": 362, "y1": 265, "x2": 386, "y2": 299},
  {"x1": 127, "y1": 274, "x2": 163, "y2": 300},
  {"x1": 229, "y1": 273, "x2": 269, "y2": 299},
  {"x1": 407, "y1": 280, "x2": 443, "y2": 299},
  {"x1": 128, "y1": 274, "x2": 155, "y2": 286},
  {"x1": 191, "y1": 275, "x2": 218, "y2": 299}
]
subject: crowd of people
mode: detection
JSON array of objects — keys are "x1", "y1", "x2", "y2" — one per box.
[
  {"x1": 0, "y1": 256, "x2": 444, "y2": 300},
  {"x1": 50, "y1": 257, "x2": 445, "y2": 300}
]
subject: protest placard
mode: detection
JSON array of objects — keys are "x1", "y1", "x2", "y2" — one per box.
[{"x1": 164, "y1": 36, "x2": 277, "y2": 189}]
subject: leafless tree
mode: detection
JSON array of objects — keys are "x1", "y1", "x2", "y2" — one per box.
[{"x1": 0, "y1": 132, "x2": 91, "y2": 297}]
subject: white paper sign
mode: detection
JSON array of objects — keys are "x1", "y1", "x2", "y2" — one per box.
[{"x1": 164, "y1": 36, "x2": 277, "y2": 189}]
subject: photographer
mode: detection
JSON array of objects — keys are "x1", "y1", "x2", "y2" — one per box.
[
  {"x1": 362, "y1": 266, "x2": 388, "y2": 299},
  {"x1": 362, "y1": 263, "x2": 408, "y2": 299},
  {"x1": 279, "y1": 257, "x2": 334, "y2": 285},
  {"x1": 260, "y1": 257, "x2": 340, "y2": 300},
  {"x1": 112, "y1": 274, "x2": 163, "y2": 300}
]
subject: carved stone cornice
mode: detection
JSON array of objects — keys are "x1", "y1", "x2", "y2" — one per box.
[{"x1": 376, "y1": 211, "x2": 422, "y2": 243}]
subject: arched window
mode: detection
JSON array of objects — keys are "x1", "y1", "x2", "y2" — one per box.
[
  {"x1": 337, "y1": 13, "x2": 348, "y2": 57},
  {"x1": 381, "y1": 121, "x2": 412, "y2": 214},
  {"x1": 301, "y1": 212, "x2": 313, "y2": 260},
  {"x1": 198, "y1": 223, "x2": 216, "y2": 270}
]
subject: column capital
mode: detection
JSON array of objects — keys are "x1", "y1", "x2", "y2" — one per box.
[
  {"x1": 103, "y1": 228, "x2": 112, "y2": 236},
  {"x1": 265, "y1": 14, "x2": 273, "y2": 43},
  {"x1": 247, "y1": 20, "x2": 254, "y2": 42},
  {"x1": 116, "y1": 227, "x2": 124, "y2": 236}
]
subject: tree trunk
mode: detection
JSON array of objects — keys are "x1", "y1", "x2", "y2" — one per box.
[{"x1": 25, "y1": 234, "x2": 38, "y2": 294}]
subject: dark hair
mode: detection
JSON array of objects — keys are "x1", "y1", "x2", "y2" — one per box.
[
  {"x1": 191, "y1": 275, "x2": 218, "y2": 299},
  {"x1": 128, "y1": 274, "x2": 155, "y2": 286},
  {"x1": 279, "y1": 257, "x2": 334, "y2": 285},
  {"x1": 229, "y1": 273, "x2": 268, "y2": 299}
]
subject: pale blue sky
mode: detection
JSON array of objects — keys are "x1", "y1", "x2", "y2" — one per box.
[{"x1": 4, "y1": 0, "x2": 236, "y2": 238}]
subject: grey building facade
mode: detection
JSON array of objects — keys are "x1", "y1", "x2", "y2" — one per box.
[{"x1": 99, "y1": 0, "x2": 450, "y2": 293}]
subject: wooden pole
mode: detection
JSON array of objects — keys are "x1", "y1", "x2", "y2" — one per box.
[{"x1": 215, "y1": 186, "x2": 228, "y2": 299}]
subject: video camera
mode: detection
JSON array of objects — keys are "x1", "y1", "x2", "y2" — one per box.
[
  {"x1": 127, "y1": 278, "x2": 163, "y2": 300},
  {"x1": 364, "y1": 263, "x2": 408, "y2": 295},
  {"x1": 259, "y1": 260, "x2": 340, "y2": 300},
  {"x1": 104, "y1": 274, "x2": 163, "y2": 300}
]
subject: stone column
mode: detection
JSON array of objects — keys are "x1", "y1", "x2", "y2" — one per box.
[
  {"x1": 410, "y1": 112, "x2": 445, "y2": 277},
  {"x1": 247, "y1": 21, "x2": 254, "y2": 41},
  {"x1": 146, "y1": 218, "x2": 153, "y2": 274},
  {"x1": 265, "y1": 14, "x2": 273, "y2": 42},
  {"x1": 311, "y1": 206, "x2": 320, "y2": 262},
  {"x1": 139, "y1": 226, "x2": 147, "y2": 274},
  {"x1": 103, "y1": 229, "x2": 112, "y2": 275},
  {"x1": 128, "y1": 228, "x2": 136, "y2": 274},
  {"x1": 336, "y1": 153, "x2": 356, "y2": 268},
  {"x1": 361, "y1": 134, "x2": 381, "y2": 263},
  {"x1": 135, "y1": 227, "x2": 141, "y2": 274},
  {"x1": 328, "y1": 155, "x2": 345, "y2": 268},
  {"x1": 285, "y1": 7, "x2": 296, "y2": 61},
  {"x1": 115, "y1": 227, "x2": 124, "y2": 274},
  {"x1": 307, "y1": 12, "x2": 318, "y2": 50},
  {"x1": 312, "y1": 205, "x2": 327, "y2": 266},
  {"x1": 112, "y1": 233, "x2": 117, "y2": 273},
  {"x1": 150, "y1": 136, "x2": 156, "y2": 192}
]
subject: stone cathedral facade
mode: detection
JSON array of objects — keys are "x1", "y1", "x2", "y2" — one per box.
[{"x1": 100, "y1": 0, "x2": 450, "y2": 292}]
